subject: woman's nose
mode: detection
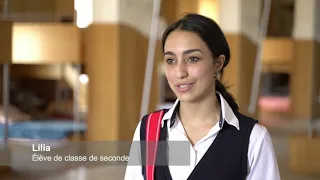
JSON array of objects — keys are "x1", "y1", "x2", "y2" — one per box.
[{"x1": 174, "y1": 63, "x2": 188, "y2": 79}]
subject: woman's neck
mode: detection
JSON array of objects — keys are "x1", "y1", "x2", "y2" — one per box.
[{"x1": 178, "y1": 92, "x2": 221, "y2": 126}]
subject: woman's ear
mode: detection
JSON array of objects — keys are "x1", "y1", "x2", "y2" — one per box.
[{"x1": 215, "y1": 55, "x2": 225, "y2": 73}]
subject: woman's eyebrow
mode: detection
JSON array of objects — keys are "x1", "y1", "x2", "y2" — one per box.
[{"x1": 164, "y1": 49, "x2": 202, "y2": 56}]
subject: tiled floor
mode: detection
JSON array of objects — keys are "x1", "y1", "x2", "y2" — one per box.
[{"x1": 270, "y1": 131, "x2": 320, "y2": 180}]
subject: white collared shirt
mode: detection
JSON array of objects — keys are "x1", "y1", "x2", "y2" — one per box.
[{"x1": 124, "y1": 93, "x2": 281, "y2": 180}]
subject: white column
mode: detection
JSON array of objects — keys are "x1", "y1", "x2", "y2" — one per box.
[
  {"x1": 76, "y1": 0, "x2": 167, "y2": 38},
  {"x1": 198, "y1": 0, "x2": 220, "y2": 23},
  {"x1": 119, "y1": 0, "x2": 167, "y2": 39},
  {"x1": 219, "y1": 0, "x2": 262, "y2": 44},
  {"x1": 291, "y1": 0, "x2": 320, "y2": 119},
  {"x1": 92, "y1": 0, "x2": 120, "y2": 23},
  {"x1": 292, "y1": 0, "x2": 319, "y2": 42}
]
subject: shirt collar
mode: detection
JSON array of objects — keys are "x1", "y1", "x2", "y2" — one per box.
[{"x1": 161, "y1": 91, "x2": 240, "y2": 130}]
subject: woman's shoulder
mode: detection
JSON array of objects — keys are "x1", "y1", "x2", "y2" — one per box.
[
  {"x1": 235, "y1": 111, "x2": 271, "y2": 146},
  {"x1": 233, "y1": 111, "x2": 270, "y2": 139},
  {"x1": 134, "y1": 108, "x2": 171, "y2": 133},
  {"x1": 233, "y1": 111, "x2": 259, "y2": 132},
  {"x1": 232, "y1": 112, "x2": 274, "y2": 154},
  {"x1": 140, "y1": 108, "x2": 171, "y2": 123},
  {"x1": 234, "y1": 111, "x2": 259, "y2": 123},
  {"x1": 247, "y1": 121, "x2": 275, "y2": 166},
  {"x1": 251, "y1": 123, "x2": 269, "y2": 140}
]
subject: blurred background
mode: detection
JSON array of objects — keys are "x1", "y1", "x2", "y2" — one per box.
[{"x1": 0, "y1": 0, "x2": 319, "y2": 179}]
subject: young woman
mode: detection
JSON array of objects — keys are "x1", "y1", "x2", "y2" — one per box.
[{"x1": 125, "y1": 13, "x2": 280, "y2": 180}]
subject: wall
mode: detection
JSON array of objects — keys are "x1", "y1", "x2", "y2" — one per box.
[
  {"x1": 84, "y1": 0, "x2": 168, "y2": 141},
  {"x1": 0, "y1": 0, "x2": 74, "y2": 21}
]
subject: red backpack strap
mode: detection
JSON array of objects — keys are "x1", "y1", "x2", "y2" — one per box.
[{"x1": 145, "y1": 110, "x2": 165, "y2": 180}]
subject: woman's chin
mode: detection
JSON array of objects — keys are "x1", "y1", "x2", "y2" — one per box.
[
  {"x1": 175, "y1": 90, "x2": 211, "y2": 103},
  {"x1": 176, "y1": 93, "x2": 198, "y2": 102}
]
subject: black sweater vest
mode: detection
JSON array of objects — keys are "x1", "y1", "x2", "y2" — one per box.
[{"x1": 140, "y1": 110, "x2": 257, "y2": 180}]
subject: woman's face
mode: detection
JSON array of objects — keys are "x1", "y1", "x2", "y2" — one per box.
[{"x1": 164, "y1": 30, "x2": 220, "y2": 103}]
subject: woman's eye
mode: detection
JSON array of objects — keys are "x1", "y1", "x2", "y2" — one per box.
[
  {"x1": 166, "y1": 59, "x2": 174, "y2": 64},
  {"x1": 188, "y1": 57, "x2": 199, "y2": 62}
]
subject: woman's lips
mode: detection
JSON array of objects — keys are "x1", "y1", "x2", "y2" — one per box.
[{"x1": 176, "y1": 83, "x2": 194, "y2": 92}]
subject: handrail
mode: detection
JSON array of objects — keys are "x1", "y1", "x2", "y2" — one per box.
[
  {"x1": 248, "y1": 0, "x2": 272, "y2": 115},
  {"x1": 140, "y1": 0, "x2": 162, "y2": 119},
  {"x1": 2, "y1": 0, "x2": 9, "y2": 150}
]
